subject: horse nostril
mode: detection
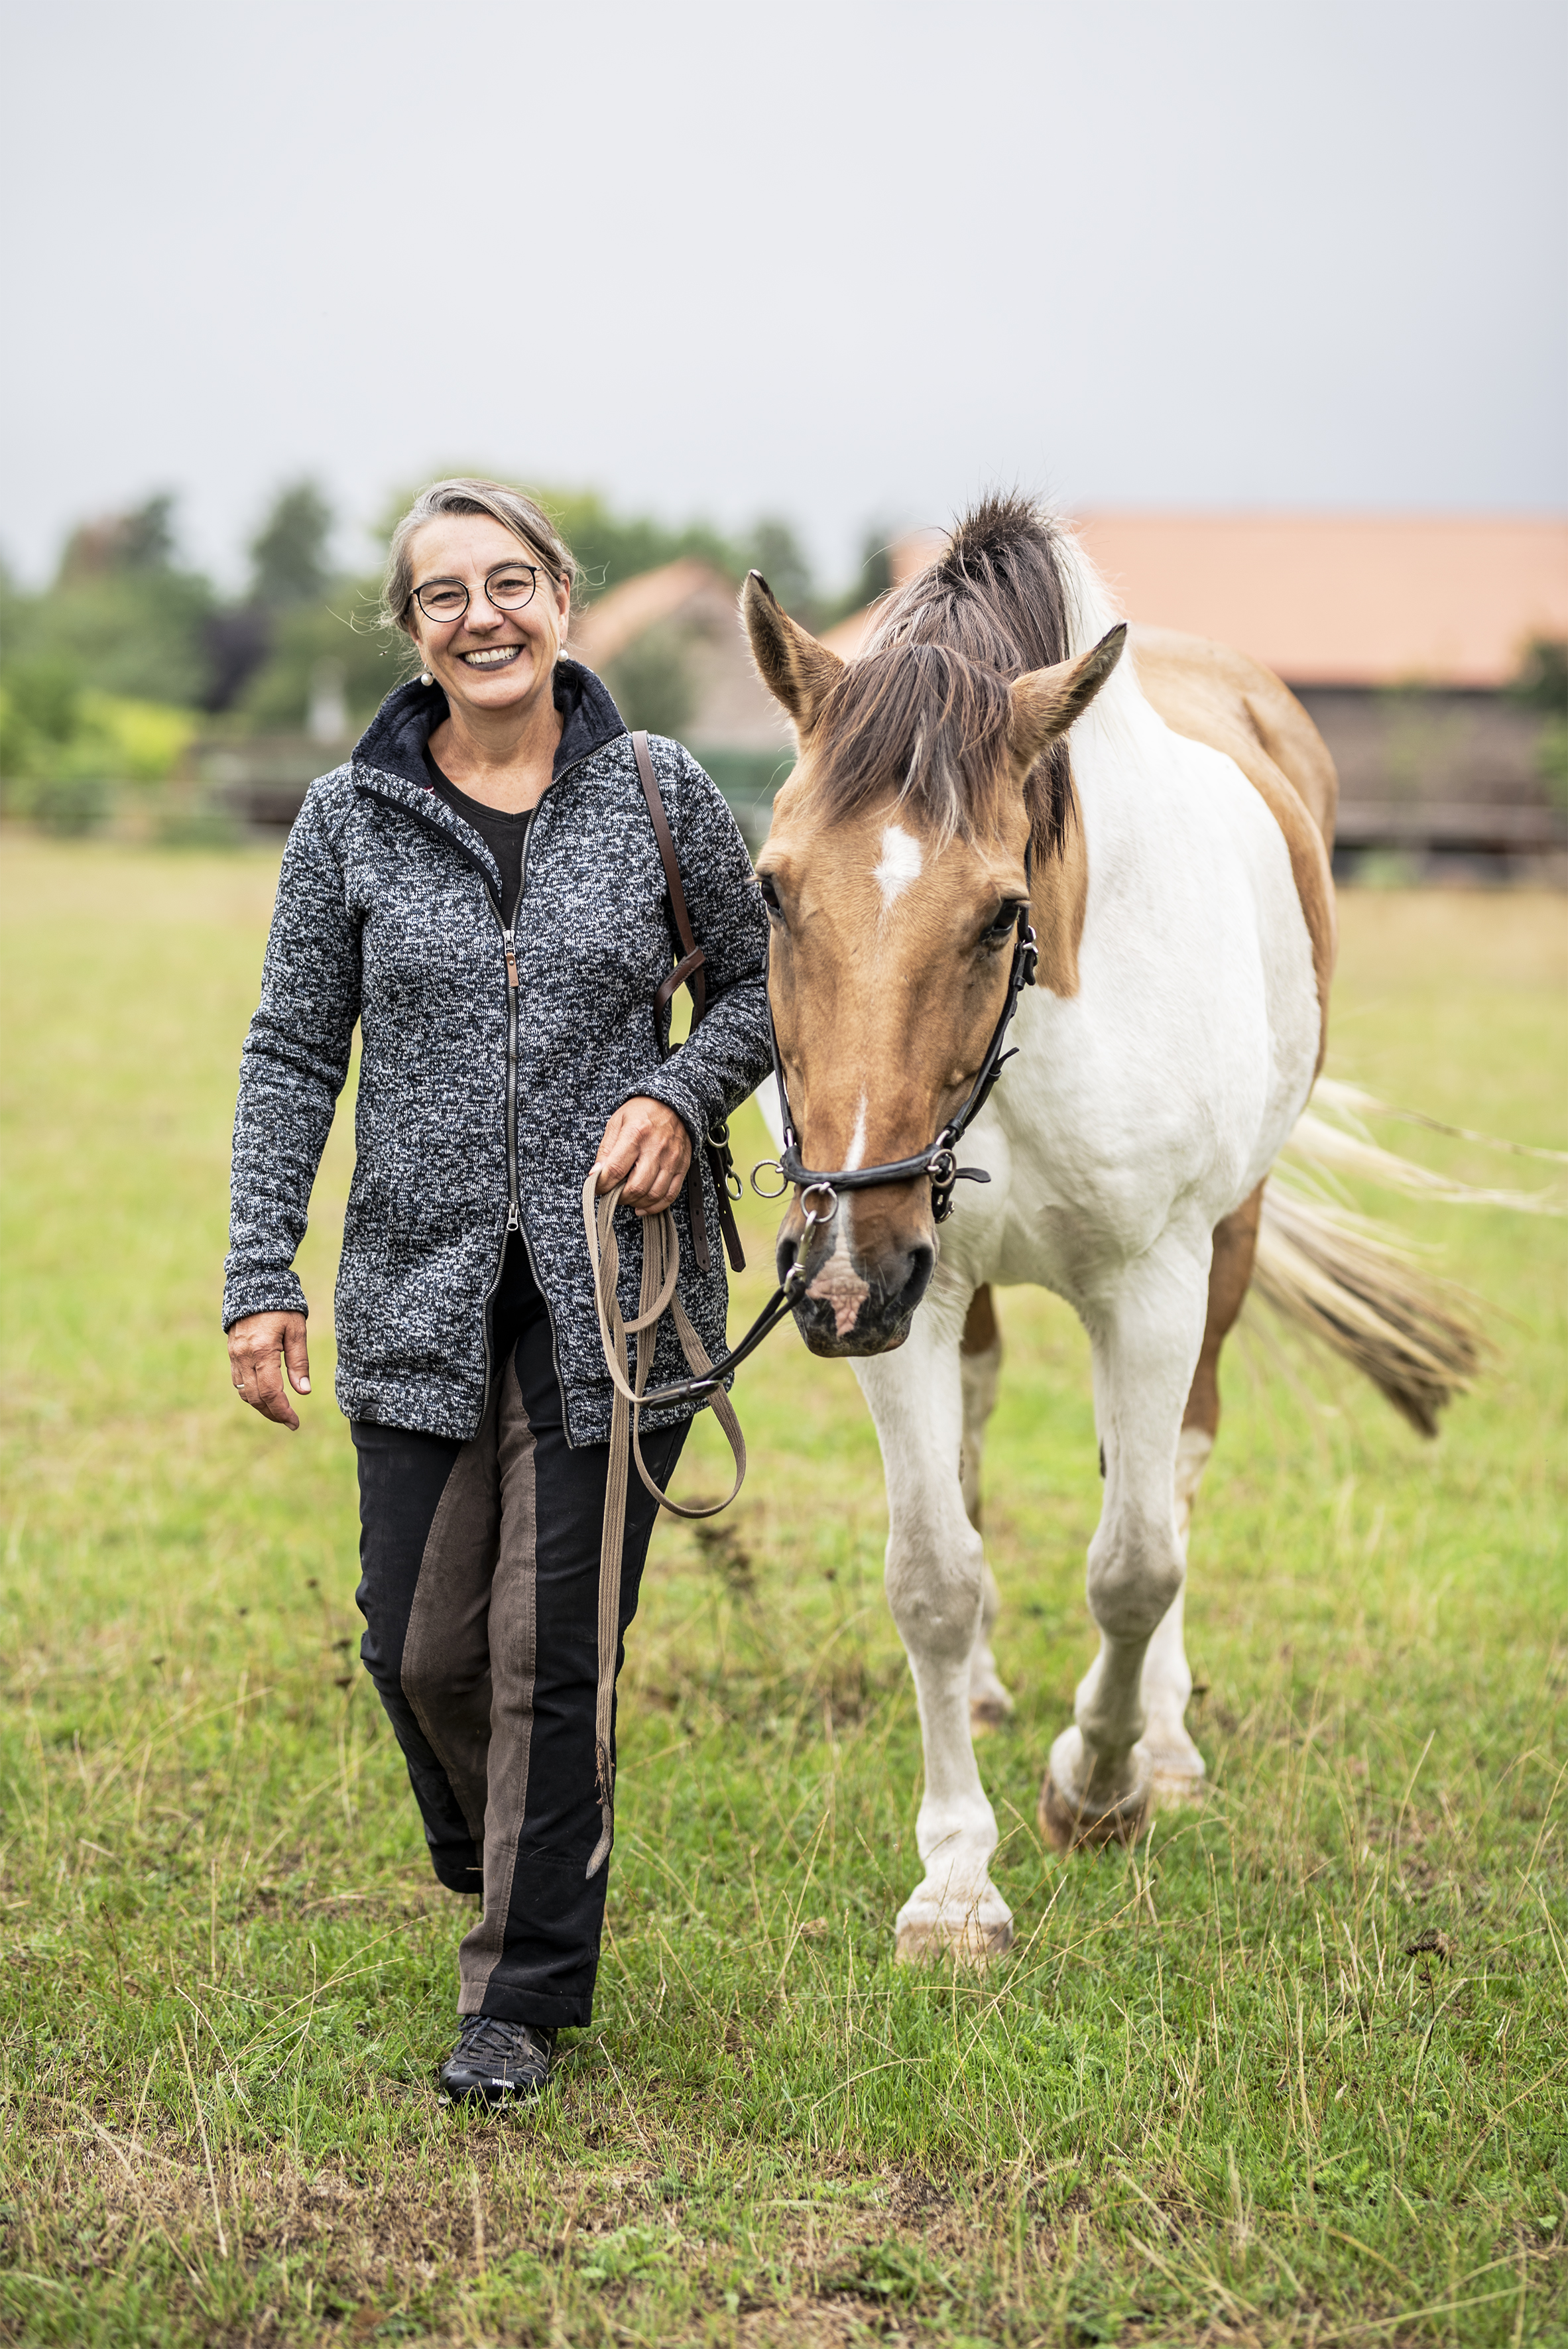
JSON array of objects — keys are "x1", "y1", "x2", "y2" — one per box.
[
  {"x1": 895, "y1": 1246, "x2": 935, "y2": 1319},
  {"x1": 775, "y1": 1231, "x2": 800, "y2": 1284}
]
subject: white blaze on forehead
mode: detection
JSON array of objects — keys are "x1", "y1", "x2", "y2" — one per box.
[
  {"x1": 843, "y1": 1092, "x2": 868, "y2": 1172},
  {"x1": 873, "y1": 823, "x2": 923, "y2": 909}
]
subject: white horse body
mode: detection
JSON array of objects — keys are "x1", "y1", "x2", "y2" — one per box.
[{"x1": 761, "y1": 542, "x2": 1323, "y2": 1958}]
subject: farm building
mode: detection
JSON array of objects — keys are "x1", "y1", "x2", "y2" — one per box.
[
  {"x1": 820, "y1": 515, "x2": 1568, "y2": 876},
  {"x1": 566, "y1": 558, "x2": 793, "y2": 841}
]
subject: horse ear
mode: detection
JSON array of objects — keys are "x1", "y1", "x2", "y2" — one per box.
[
  {"x1": 1008, "y1": 624, "x2": 1127, "y2": 772},
  {"x1": 743, "y1": 571, "x2": 845, "y2": 736}
]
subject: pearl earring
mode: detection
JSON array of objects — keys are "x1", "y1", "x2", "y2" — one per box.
[{"x1": 419, "y1": 670, "x2": 432, "y2": 687}]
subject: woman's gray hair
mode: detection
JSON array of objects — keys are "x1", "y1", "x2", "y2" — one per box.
[{"x1": 383, "y1": 477, "x2": 579, "y2": 638}]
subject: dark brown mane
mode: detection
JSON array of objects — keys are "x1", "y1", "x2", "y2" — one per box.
[{"x1": 811, "y1": 495, "x2": 1079, "y2": 858}]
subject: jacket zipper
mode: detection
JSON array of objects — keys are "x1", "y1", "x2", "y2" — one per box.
[
  {"x1": 479, "y1": 813, "x2": 577, "y2": 1442},
  {"x1": 473, "y1": 893, "x2": 518, "y2": 1427}
]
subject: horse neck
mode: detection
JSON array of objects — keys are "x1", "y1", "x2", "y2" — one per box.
[
  {"x1": 1049, "y1": 522, "x2": 1157, "y2": 800},
  {"x1": 1025, "y1": 522, "x2": 1174, "y2": 950}
]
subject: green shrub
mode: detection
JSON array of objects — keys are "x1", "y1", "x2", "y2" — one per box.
[{"x1": 0, "y1": 664, "x2": 198, "y2": 833}]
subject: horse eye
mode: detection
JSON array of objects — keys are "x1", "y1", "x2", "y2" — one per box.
[
  {"x1": 982, "y1": 899, "x2": 1023, "y2": 945},
  {"x1": 756, "y1": 873, "x2": 784, "y2": 917}
]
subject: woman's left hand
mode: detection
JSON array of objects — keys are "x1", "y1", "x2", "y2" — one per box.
[{"x1": 593, "y1": 1097, "x2": 693, "y2": 1215}]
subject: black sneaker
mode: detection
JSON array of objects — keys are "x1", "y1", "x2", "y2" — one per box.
[{"x1": 438, "y1": 2014, "x2": 556, "y2": 2106}]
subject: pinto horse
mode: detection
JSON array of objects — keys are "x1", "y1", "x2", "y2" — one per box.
[{"x1": 742, "y1": 497, "x2": 1475, "y2": 1964}]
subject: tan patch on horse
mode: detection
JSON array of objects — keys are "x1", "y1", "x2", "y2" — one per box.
[
  {"x1": 1132, "y1": 626, "x2": 1337, "y2": 1067},
  {"x1": 1183, "y1": 1181, "x2": 1264, "y2": 1439},
  {"x1": 961, "y1": 1284, "x2": 999, "y2": 1357},
  {"x1": 1028, "y1": 806, "x2": 1087, "y2": 997},
  {"x1": 762, "y1": 788, "x2": 1034, "y2": 1189}
]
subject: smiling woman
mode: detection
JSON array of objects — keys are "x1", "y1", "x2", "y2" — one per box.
[
  {"x1": 383, "y1": 481, "x2": 577, "y2": 790},
  {"x1": 221, "y1": 476, "x2": 772, "y2": 2108}
]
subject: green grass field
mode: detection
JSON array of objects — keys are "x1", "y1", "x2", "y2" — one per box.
[{"x1": 1, "y1": 837, "x2": 1564, "y2": 2348}]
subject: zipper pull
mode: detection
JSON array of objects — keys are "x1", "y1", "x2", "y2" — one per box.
[
  {"x1": 502, "y1": 930, "x2": 518, "y2": 988},
  {"x1": 506, "y1": 1199, "x2": 520, "y2": 1233}
]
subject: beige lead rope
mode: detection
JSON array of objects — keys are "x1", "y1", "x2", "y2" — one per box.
[{"x1": 581, "y1": 1169, "x2": 747, "y2": 1877}]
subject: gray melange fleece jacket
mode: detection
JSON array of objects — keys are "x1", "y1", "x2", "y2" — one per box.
[{"x1": 223, "y1": 660, "x2": 772, "y2": 1445}]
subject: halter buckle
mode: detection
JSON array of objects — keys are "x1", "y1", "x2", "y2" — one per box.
[{"x1": 799, "y1": 1180, "x2": 838, "y2": 1228}]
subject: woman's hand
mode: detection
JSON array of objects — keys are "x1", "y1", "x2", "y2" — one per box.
[
  {"x1": 593, "y1": 1098, "x2": 693, "y2": 1215},
  {"x1": 227, "y1": 1311, "x2": 311, "y2": 1430}
]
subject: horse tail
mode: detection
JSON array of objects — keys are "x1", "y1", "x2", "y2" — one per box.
[
  {"x1": 1252, "y1": 1185, "x2": 1482, "y2": 1435},
  {"x1": 1251, "y1": 1081, "x2": 1564, "y2": 1437}
]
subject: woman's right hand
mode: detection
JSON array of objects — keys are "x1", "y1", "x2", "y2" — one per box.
[{"x1": 227, "y1": 1311, "x2": 312, "y2": 1431}]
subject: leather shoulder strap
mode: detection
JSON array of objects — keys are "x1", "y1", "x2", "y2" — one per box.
[
  {"x1": 629, "y1": 729, "x2": 745, "y2": 1276},
  {"x1": 632, "y1": 731, "x2": 699, "y2": 961}
]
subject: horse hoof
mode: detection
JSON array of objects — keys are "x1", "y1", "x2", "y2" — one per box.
[
  {"x1": 969, "y1": 1693, "x2": 1013, "y2": 1735},
  {"x1": 1146, "y1": 1760, "x2": 1207, "y2": 1805},
  {"x1": 894, "y1": 1912, "x2": 1014, "y2": 1969},
  {"x1": 1136, "y1": 1734, "x2": 1207, "y2": 1806},
  {"x1": 893, "y1": 1878, "x2": 1013, "y2": 1968},
  {"x1": 1038, "y1": 1731, "x2": 1152, "y2": 1852},
  {"x1": 1039, "y1": 1771, "x2": 1150, "y2": 1852}
]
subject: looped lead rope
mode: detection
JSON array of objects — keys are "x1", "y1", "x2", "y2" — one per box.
[{"x1": 581, "y1": 1169, "x2": 747, "y2": 1878}]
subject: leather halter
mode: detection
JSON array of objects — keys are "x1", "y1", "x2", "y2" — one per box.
[{"x1": 753, "y1": 880, "x2": 1040, "y2": 1226}]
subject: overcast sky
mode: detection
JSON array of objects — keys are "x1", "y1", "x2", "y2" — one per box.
[{"x1": 3, "y1": 0, "x2": 1563, "y2": 589}]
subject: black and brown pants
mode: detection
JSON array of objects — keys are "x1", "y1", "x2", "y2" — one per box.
[{"x1": 351, "y1": 1241, "x2": 686, "y2": 2031}]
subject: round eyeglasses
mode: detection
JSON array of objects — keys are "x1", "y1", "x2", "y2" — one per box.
[{"x1": 413, "y1": 564, "x2": 543, "y2": 624}]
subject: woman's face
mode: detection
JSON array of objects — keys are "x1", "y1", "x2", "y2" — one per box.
[{"x1": 406, "y1": 513, "x2": 571, "y2": 724}]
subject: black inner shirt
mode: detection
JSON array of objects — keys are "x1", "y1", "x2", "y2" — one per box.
[{"x1": 422, "y1": 746, "x2": 533, "y2": 924}]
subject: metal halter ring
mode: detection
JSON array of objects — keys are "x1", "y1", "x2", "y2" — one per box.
[
  {"x1": 750, "y1": 1159, "x2": 789, "y2": 1199},
  {"x1": 798, "y1": 1180, "x2": 839, "y2": 1227}
]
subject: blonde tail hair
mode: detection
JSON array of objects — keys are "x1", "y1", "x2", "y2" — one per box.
[{"x1": 1252, "y1": 1081, "x2": 1565, "y2": 1437}]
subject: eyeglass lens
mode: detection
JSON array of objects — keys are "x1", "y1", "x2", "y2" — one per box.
[{"x1": 415, "y1": 566, "x2": 540, "y2": 622}]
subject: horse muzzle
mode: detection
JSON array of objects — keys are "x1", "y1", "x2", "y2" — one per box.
[{"x1": 775, "y1": 1199, "x2": 935, "y2": 1357}]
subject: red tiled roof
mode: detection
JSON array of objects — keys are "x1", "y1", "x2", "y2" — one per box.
[
  {"x1": 1074, "y1": 514, "x2": 1568, "y2": 688},
  {"x1": 823, "y1": 516, "x2": 1568, "y2": 688}
]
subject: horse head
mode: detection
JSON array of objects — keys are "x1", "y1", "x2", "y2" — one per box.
[{"x1": 743, "y1": 570, "x2": 1124, "y2": 1356}]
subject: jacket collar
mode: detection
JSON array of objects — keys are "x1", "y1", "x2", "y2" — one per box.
[
  {"x1": 351, "y1": 656, "x2": 626, "y2": 800},
  {"x1": 348, "y1": 659, "x2": 629, "y2": 899}
]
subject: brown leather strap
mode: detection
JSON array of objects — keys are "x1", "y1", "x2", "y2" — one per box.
[
  {"x1": 631, "y1": 731, "x2": 746, "y2": 1275},
  {"x1": 655, "y1": 947, "x2": 707, "y2": 1016},
  {"x1": 632, "y1": 731, "x2": 707, "y2": 1024},
  {"x1": 631, "y1": 731, "x2": 711, "y2": 1267},
  {"x1": 581, "y1": 1169, "x2": 747, "y2": 1877},
  {"x1": 710, "y1": 1155, "x2": 746, "y2": 1274}
]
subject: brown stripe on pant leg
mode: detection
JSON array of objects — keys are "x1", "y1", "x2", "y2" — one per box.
[
  {"x1": 400, "y1": 1400, "x2": 501, "y2": 1844},
  {"x1": 459, "y1": 1355, "x2": 539, "y2": 2010}
]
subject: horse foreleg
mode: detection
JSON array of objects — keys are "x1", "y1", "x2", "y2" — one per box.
[
  {"x1": 857, "y1": 1315, "x2": 1013, "y2": 1965},
  {"x1": 959, "y1": 1286, "x2": 1013, "y2": 1729},
  {"x1": 1138, "y1": 1185, "x2": 1262, "y2": 1799},
  {"x1": 1042, "y1": 1230, "x2": 1209, "y2": 1852}
]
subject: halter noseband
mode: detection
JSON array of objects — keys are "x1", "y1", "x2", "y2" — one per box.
[{"x1": 752, "y1": 880, "x2": 1040, "y2": 1227}]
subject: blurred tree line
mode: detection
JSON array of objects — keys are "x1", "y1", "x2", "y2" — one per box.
[{"x1": 0, "y1": 477, "x2": 890, "y2": 828}]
